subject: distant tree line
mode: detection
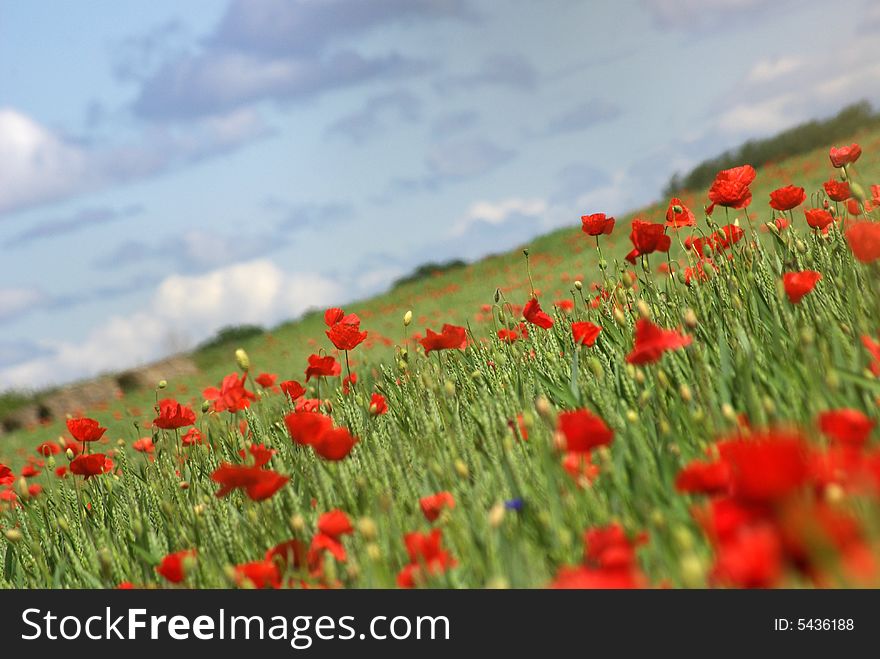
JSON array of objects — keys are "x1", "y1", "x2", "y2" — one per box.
[
  {"x1": 663, "y1": 101, "x2": 880, "y2": 197},
  {"x1": 392, "y1": 259, "x2": 467, "y2": 288}
]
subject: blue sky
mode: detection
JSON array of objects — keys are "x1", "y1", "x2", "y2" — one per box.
[{"x1": 0, "y1": 0, "x2": 877, "y2": 390}]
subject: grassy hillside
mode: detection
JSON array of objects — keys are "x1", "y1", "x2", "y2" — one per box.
[
  {"x1": 1, "y1": 127, "x2": 880, "y2": 589},
  {"x1": 3, "y1": 126, "x2": 879, "y2": 467}
]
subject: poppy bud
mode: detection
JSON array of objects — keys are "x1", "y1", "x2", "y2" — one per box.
[
  {"x1": 621, "y1": 275, "x2": 634, "y2": 290},
  {"x1": 850, "y1": 182, "x2": 866, "y2": 202},
  {"x1": 4, "y1": 529, "x2": 22, "y2": 543},
  {"x1": 636, "y1": 299, "x2": 651, "y2": 320},
  {"x1": 598, "y1": 258, "x2": 607, "y2": 270},
  {"x1": 683, "y1": 308, "x2": 698, "y2": 328},
  {"x1": 486, "y1": 577, "x2": 509, "y2": 589},
  {"x1": 680, "y1": 554, "x2": 705, "y2": 588},
  {"x1": 574, "y1": 280, "x2": 583, "y2": 290},
  {"x1": 673, "y1": 526, "x2": 694, "y2": 551},
  {"x1": 366, "y1": 543, "x2": 382, "y2": 562},
  {"x1": 66, "y1": 448, "x2": 75, "y2": 461},
  {"x1": 235, "y1": 348, "x2": 250, "y2": 371},
  {"x1": 403, "y1": 310, "x2": 413, "y2": 327},
  {"x1": 721, "y1": 403, "x2": 736, "y2": 422},
  {"x1": 117, "y1": 438, "x2": 125, "y2": 447},
  {"x1": 494, "y1": 288, "x2": 501, "y2": 303},
  {"x1": 454, "y1": 459, "x2": 469, "y2": 478},
  {"x1": 357, "y1": 517, "x2": 378, "y2": 540},
  {"x1": 522, "y1": 248, "x2": 529, "y2": 257},
  {"x1": 825, "y1": 483, "x2": 845, "y2": 504},
  {"x1": 534, "y1": 396, "x2": 553, "y2": 421},
  {"x1": 201, "y1": 400, "x2": 211, "y2": 413},
  {"x1": 795, "y1": 239, "x2": 807, "y2": 254},
  {"x1": 47, "y1": 455, "x2": 56, "y2": 469},
  {"x1": 679, "y1": 383, "x2": 693, "y2": 402},
  {"x1": 488, "y1": 503, "x2": 505, "y2": 528},
  {"x1": 157, "y1": 379, "x2": 167, "y2": 389},
  {"x1": 289, "y1": 514, "x2": 305, "y2": 533},
  {"x1": 765, "y1": 221, "x2": 780, "y2": 236},
  {"x1": 16, "y1": 477, "x2": 29, "y2": 499},
  {"x1": 613, "y1": 308, "x2": 626, "y2": 326},
  {"x1": 825, "y1": 370, "x2": 839, "y2": 390}
]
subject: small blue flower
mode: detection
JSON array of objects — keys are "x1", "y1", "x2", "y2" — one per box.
[{"x1": 504, "y1": 498, "x2": 524, "y2": 511}]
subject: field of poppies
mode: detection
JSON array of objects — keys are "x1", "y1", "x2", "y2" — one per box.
[{"x1": 2, "y1": 132, "x2": 880, "y2": 589}]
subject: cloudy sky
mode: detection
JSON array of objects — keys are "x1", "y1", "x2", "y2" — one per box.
[{"x1": 1, "y1": 0, "x2": 877, "y2": 390}]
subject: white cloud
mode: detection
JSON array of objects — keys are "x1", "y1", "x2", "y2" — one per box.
[
  {"x1": 0, "y1": 107, "x2": 269, "y2": 216},
  {"x1": 0, "y1": 287, "x2": 48, "y2": 321},
  {"x1": 745, "y1": 56, "x2": 801, "y2": 84},
  {"x1": 712, "y1": 35, "x2": 880, "y2": 138},
  {"x1": 0, "y1": 109, "x2": 92, "y2": 214},
  {"x1": 0, "y1": 259, "x2": 342, "y2": 389},
  {"x1": 452, "y1": 197, "x2": 547, "y2": 236}
]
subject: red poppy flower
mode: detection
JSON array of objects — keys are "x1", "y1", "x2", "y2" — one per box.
[
  {"x1": 66, "y1": 417, "x2": 107, "y2": 443},
  {"x1": 675, "y1": 459, "x2": 731, "y2": 495},
  {"x1": 768, "y1": 185, "x2": 806, "y2": 211},
  {"x1": 266, "y1": 539, "x2": 308, "y2": 571},
  {"x1": 369, "y1": 392, "x2": 388, "y2": 415},
  {"x1": 326, "y1": 319, "x2": 367, "y2": 351},
  {"x1": 156, "y1": 549, "x2": 196, "y2": 584},
  {"x1": 711, "y1": 523, "x2": 783, "y2": 588},
  {"x1": 626, "y1": 319, "x2": 691, "y2": 365},
  {"x1": 829, "y1": 143, "x2": 861, "y2": 168},
  {"x1": 497, "y1": 328, "x2": 519, "y2": 343},
  {"x1": 397, "y1": 529, "x2": 456, "y2": 588},
  {"x1": 305, "y1": 354, "x2": 342, "y2": 381},
  {"x1": 284, "y1": 411, "x2": 334, "y2": 447},
  {"x1": 558, "y1": 409, "x2": 613, "y2": 453},
  {"x1": 845, "y1": 222, "x2": 880, "y2": 263},
  {"x1": 211, "y1": 464, "x2": 289, "y2": 501},
  {"x1": 240, "y1": 443, "x2": 275, "y2": 468},
  {"x1": 132, "y1": 438, "x2": 155, "y2": 453},
  {"x1": 554, "y1": 299, "x2": 575, "y2": 312},
  {"x1": 234, "y1": 560, "x2": 281, "y2": 589},
  {"x1": 203, "y1": 373, "x2": 256, "y2": 413},
  {"x1": 818, "y1": 409, "x2": 875, "y2": 448},
  {"x1": 706, "y1": 164, "x2": 756, "y2": 214},
  {"x1": 561, "y1": 452, "x2": 599, "y2": 485},
  {"x1": 255, "y1": 373, "x2": 277, "y2": 388},
  {"x1": 717, "y1": 431, "x2": 810, "y2": 503},
  {"x1": 419, "y1": 324, "x2": 467, "y2": 354},
  {"x1": 823, "y1": 178, "x2": 851, "y2": 202},
  {"x1": 629, "y1": 219, "x2": 671, "y2": 258},
  {"x1": 715, "y1": 224, "x2": 744, "y2": 250},
  {"x1": 804, "y1": 208, "x2": 834, "y2": 231},
  {"x1": 571, "y1": 321, "x2": 601, "y2": 347},
  {"x1": 782, "y1": 270, "x2": 821, "y2": 303},
  {"x1": 36, "y1": 441, "x2": 61, "y2": 456},
  {"x1": 181, "y1": 427, "x2": 204, "y2": 446},
  {"x1": 280, "y1": 380, "x2": 306, "y2": 401},
  {"x1": 324, "y1": 307, "x2": 345, "y2": 326},
  {"x1": 419, "y1": 491, "x2": 455, "y2": 522},
  {"x1": 0, "y1": 463, "x2": 12, "y2": 486},
  {"x1": 69, "y1": 453, "x2": 110, "y2": 479},
  {"x1": 863, "y1": 334, "x2": 880, "y2": 376},
  {"x1": 153, "y1": 398, "x2": 196, "y2": 430},
  {"x1": 20, "y1": 463, "x2": 41, "y2": 478},
  {"x1": 665, "y1": 198, "x2": 696, "y2": 228},
  {"x1": 318, "y1": 509, "x2": 354, "y2": 538},
  {"x1": 580, "y1": 212, "x2": 615, "y2": 236},
  {"x1": 523, "y1": 298, "x2": 554, "y2": 329},
  {"x1": 312, "y1": 427, "x2": 358, "y2": 461},
  {"x1": 550, "y1": 523, "x2": 647, "y2": 589}
]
